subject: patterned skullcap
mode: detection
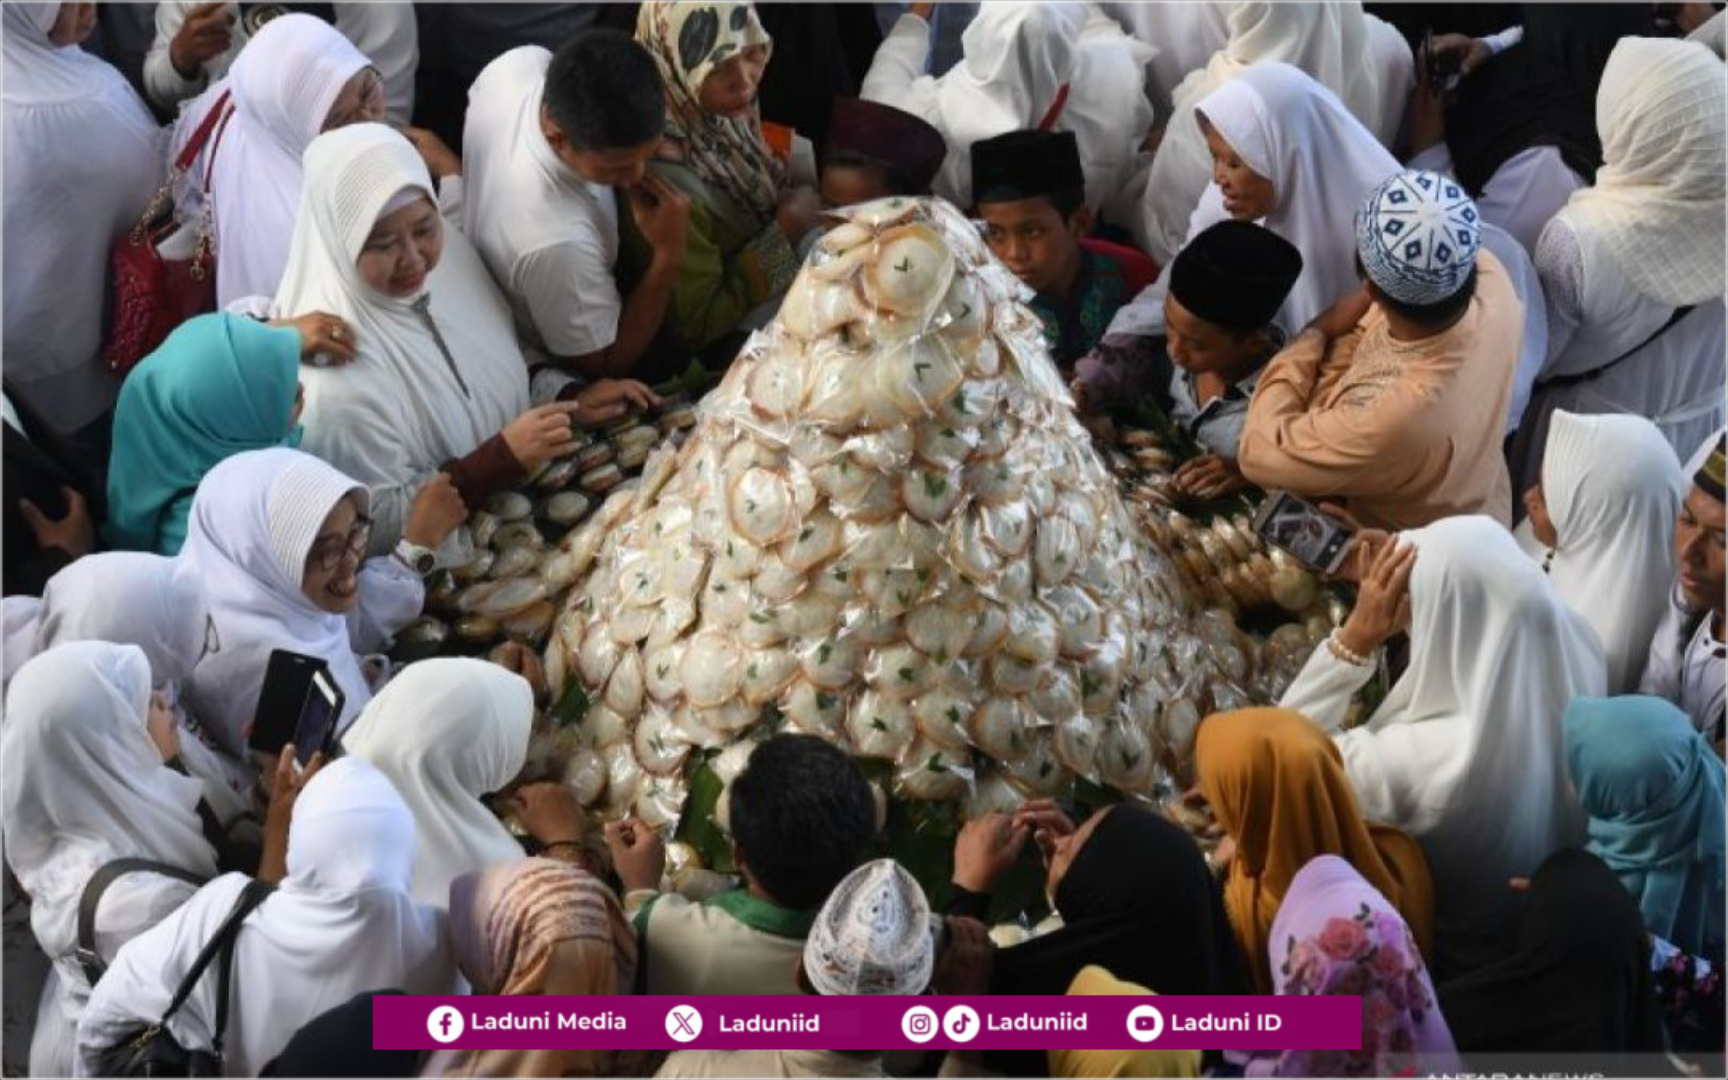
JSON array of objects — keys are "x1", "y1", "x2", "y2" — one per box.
[
  {"x1": 1696, "y1": 434, "x2": 1725, "y2": 502},
  {"x1": 803, "y1": 859, "x2": 937, "y2": 996},
  {"x1": 1355, "y1": 170, "x2": 1483, "y2": 306}
]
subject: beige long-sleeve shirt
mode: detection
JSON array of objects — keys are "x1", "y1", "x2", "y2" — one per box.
[{"x1": 1239, "y1": 250, "x2": 1520, "y2": 530}]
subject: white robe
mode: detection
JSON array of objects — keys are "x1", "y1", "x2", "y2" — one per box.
[
  {"x1": 1109, "y1": 61, "x2": 1398, "y2": 342},
  {"x1": 860, "y1": 3, "x2": 1155, "y2": 221},
  {"x1": 1281, "y1": 516, "x2": 1605, "y2": 975},
  {"x1": 340, "y1": 659, "x2": 532, "y2": 910},
  {"x1": 1528, "y1": 411, "x2": 1686, "y2": 694},
  {"x1": 2, "y1": 2, "x2": 164, "y2": 433},
  {"x1": 170, "y1": 14, "x2": 372, "y2": 308},
  {"x1": 1139, "y1": 1, "x2": 1412, "y2": 265},
  {"x1": 274, "y1": 123, "x2": 532, "y2": 555},
  {"x1": 144, "y1": 2, "x2": 416, "y2": 119},
  {"x1": 3, "y1": 643, "x2": 216, "y2": 1078},
  {"x1": 74, "y1": 758, "x2": 455, "y2": 1078},
  {"x1": 180, "y1": 448, "x2": 423, "y2": 759},
  {"x1": 1096, "y1": 0, "x2": 1230, "y2": 118}
]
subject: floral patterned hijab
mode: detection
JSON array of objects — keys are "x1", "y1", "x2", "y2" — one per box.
[
  {"x1": 1244, "y1": 856, "x2": 1459, "y2": 1078},
  {"x1": 635, "y1": 0, "x2": 786, "y2": 222}
]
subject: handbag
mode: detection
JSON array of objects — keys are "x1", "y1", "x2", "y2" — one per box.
[
  {"x1": 102, "y1": 90, "x2": 233, "y2": 376},
  {"x1": 92, "y1": 877, "x2": 273, "y2": 1078},
  {"x1": 75, "y1": 858, "x2": 212, "y2": 987}
]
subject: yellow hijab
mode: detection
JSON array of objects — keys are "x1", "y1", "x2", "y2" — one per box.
[{"x1": 1196, "y1": 707, "x2": 1434, "y2": 993}]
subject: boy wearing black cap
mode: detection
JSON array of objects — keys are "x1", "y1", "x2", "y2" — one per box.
[
  {"x1": 1073, "y1": 221, "x2": 1303, "y2": 500},
  {"x1": 820, "y1": 97, "x2": 947, "y2": 208},
  {"x1": 970, "y1": 130, "x2": 1155, "y2": 369}
]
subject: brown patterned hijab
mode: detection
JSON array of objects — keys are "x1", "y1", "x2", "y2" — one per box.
[{"x1": 428, "y1": 858, "x2": 638, "y2": 1077}]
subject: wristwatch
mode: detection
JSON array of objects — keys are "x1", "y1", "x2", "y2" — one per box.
[{"x1": 393, "y1": 538, "x2": 437, "y2": 575}]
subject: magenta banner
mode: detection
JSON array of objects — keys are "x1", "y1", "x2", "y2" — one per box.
[{"x1": 373, "y1": 995, "x2": 1362, "y2": 1052}]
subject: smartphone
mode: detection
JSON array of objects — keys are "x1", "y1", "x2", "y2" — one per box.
[
  {"x1": 248, "y1": 650, "x2": 344, "y2": 765},
  {"x1": 1251, "y1": 490, "x2": 1354, "y2": 575}
]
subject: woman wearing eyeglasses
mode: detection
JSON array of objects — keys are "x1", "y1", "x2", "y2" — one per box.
[
  {"x1": 168, "y1": 12, "x2": 433, "y2": 307},
  {"x1": 179, "y1": 447, "x2": 462, "y2": 764}
]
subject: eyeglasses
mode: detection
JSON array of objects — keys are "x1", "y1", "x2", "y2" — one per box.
[{"x1": 306, "y1": 517, "x2": 373, "y2": 573}]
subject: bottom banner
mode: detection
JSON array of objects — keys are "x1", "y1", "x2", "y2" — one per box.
[{"x1": 373, "y1": 995, "x2": 1361, "y2": 1052}]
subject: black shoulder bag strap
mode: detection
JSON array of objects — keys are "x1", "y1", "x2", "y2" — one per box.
[
  {"x1": 77, "y1": 859, "x2": 212, "y2": 986},
  {"x1": 154, "y1": 879, "x2": 275, "y2": 1055},
  {"x1": 1536, "y1": 305, "x2": 1696, "y2": 391}
]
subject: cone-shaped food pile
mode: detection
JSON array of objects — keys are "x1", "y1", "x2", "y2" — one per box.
[{"x1": 545, "y1": 197, "x2": 1249, "y2": 828}]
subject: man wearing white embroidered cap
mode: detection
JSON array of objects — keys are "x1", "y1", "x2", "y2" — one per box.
[
  {"x1": 1240, "y1": 169, "x2": 1523, "y2": 530},
  {"x1": 801, "y1": 858, "x2": 938, "y2": 998}
]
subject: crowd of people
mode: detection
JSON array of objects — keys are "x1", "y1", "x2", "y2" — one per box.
[{"x1": 2, "y1": 1, "x2": 1726, "y2": 1077}]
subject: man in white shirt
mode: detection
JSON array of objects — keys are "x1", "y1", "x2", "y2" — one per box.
[
  {"x1": 462, "y1": 30, "x2": 689, "y2": 382},
  {"x1": 1642, "y1": 435, "x2": 1727, "y2": 747}
]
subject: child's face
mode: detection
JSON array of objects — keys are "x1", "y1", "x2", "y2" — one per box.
[
  {"x1": 820, "y1": 164, "x2": 895, "y2": 210},
  {"x1": 979, "y1": 196, "x2": 1085, "y2": 296},
  {"x1": 1164, "y1": 294, "x2": 1261, "y2": 378}
]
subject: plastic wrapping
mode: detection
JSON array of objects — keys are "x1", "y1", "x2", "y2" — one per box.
[{"x1": 547, "y1": 197, "x2": 1254, "y2": 826}]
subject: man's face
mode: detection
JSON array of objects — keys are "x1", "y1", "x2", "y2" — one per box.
[
  {"x1": 1163, "y1": 293, "x2": 1261, "y2": 378},
  {"x1": 541, "y1": 109, "x2": 662, "y2": 188},
  {"x1": 1676, "y1": 486, "x2": 1726, "y2": 614},
  {"x1": 979, "y1": 196, "x2": 1084, "y2": 296}
]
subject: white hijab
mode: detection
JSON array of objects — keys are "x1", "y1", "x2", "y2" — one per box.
[
  {"x1": 74, "y1": 758, "x2": 453, "y2": 1078},
  {"x1": 179, "y1": 448, "x2": 373, "y2": 757},
  {"x1": 2, "y1": 643, "x2": 215, "y2": 962},
  {"x1": 1537, "y1": 411, "x2": 1686, "y2": 694},
  {"x1": 1554, "y1": 36, "x2": 1726, "y2": 308},
  {"x1": 2, "y1": 552, "x2": 205, "y2": 694},
  {"x1": 1140, "y1": 2, "x2": 1408, "y2": 265},
  {"x1": 340, "y1": 659, "x2": 532, "y2": 909},
  {"x1": 1336, "y1": 516, "x2": 1604, "y2": 970},
  {"x1": 172, "y1": 14, "x2": 371, "y2": 307},
  {"x1": 3, "y1": 3, "x2": 164, "y2": 433},
  {"x1": 869, "y1": 3, "x2": 1153, "y2": 212},
  {"x1": 1111, "y1": 62, "x2": 1398, "y2": 338},
  {"x1": 276, "y1": 123, "x2": 530, "y2": 550}
]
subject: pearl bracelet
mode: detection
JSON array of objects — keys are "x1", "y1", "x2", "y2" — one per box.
[{"x1": 1326, "y1": 629, "x2": 1375, "y2": 668}]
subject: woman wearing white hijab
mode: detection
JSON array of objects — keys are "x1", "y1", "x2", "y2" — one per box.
[
  {"x1": 1514, "y1": 37, "x2": 1727, "y2": 492},
  {"x1": 3, "y1": 2, "x2": 164, "y2": 437},
  {"x1": 1139, "y1": 1, "x2": 1412, "y2": 266},
  {"x1": 1280, "y1": 516, "x2": 1607, "y2": 976},
  {"x1": 1109, "y1": 63, "x2": 1397, "y2": 343},
  {"x1": 0, "y1": 550, "x2": 256, "y2": 823},
  {"x1": 74, "y1": 758, "x2": 456, "y2": 1077},
  {"x1": 1519, "y1": 411, "x2": 1687, "y2": 694},
  {"x1": 4, "y1": 642, "x2": 218, "y2": 1078},
  {"x1": 861, "y1": 2, "x2": 1155, "y2": 223},
  {"x1": 170, "y1": 13, "x2": 386, "y2": 307},
  {"x1": 180, "y1": 448, "x2": 423, "y2": 762},
  {"x1": 340, "y1": 659, "x2": 533, "y2": 910},
  {"x1": 275, "y1": 122, "x2": 598, "y2": 558}
]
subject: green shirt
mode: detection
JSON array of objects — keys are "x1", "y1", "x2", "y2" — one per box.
[
  {"x1": 1028, "y1": 247, "x2": 1131, "y2": 371},
  {"x1": 628, "y1": 888, "x2": 816, "y2": 996}
]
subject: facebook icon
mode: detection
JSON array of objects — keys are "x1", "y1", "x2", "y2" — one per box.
[{"x1": 427, "y1": 1006, "x2": 465, "y2": 1044}]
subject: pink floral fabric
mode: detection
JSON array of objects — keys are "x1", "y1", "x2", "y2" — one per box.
[{"x1": 1242, "y1": 856, "x2": 1460, "y2": 1078}]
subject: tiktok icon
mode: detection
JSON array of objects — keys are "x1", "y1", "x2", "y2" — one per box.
[{"x1": 428, "y1": 1006, "x2": 465, "y2": 1044}]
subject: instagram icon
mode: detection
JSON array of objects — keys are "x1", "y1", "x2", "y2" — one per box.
[{"x1": 901, "y1": 1005, "x2": 939, "y2": 1044}]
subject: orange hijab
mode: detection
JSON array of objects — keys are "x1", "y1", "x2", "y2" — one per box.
[{"x1": 1196, "y1": 707, "x2": 1434, "y2": 993}]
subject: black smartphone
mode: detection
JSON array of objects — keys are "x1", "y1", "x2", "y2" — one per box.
[
  {"x1": 1251, "y1": 490, "x2": 1354, "y2": 575},
  {"x1": 248, "y1": 650, "x2": 343, "y2": 765}
]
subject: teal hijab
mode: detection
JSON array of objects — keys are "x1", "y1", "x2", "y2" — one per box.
[
  {"x1": 1563, "y1": 695, "x2": 1726, "y2": 955},
  {"x1": 105, "y1": 314, "x2": 303, "y2": 555}
]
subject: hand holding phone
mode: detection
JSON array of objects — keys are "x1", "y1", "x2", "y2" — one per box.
[
  {"x1": 1251, "y1": 491, "x2": 1354, "y2": 575},
  {"x1": 248, "y1": 650, "x2": 344, "y2": 765}
]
